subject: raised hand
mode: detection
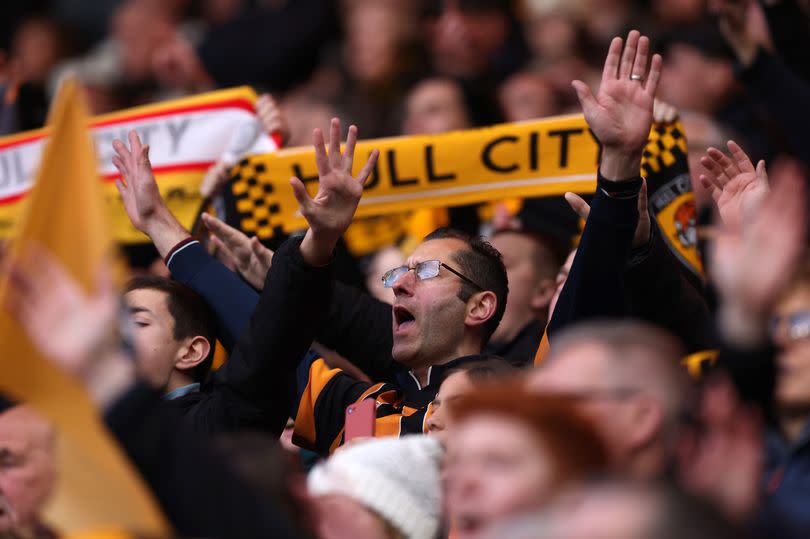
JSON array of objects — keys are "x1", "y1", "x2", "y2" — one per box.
[
  {"x1": 572, "y1": 30, "x2": 662, "y2": 179},
  {"x1": 710, "y1": 159, "x2": 807, "y2": 343},
  {"x1": 112, "y1": 130, "x2": 189, "y2": 256},
  {"x1": 699, "y1": 140, "x2": 770, "y2": 229},
  {"x1": 113, "y1": 131, "x2": 163, "y2": 234},
  {"x1": 202, "y1": 212, "x2": 274, "y2": 290},
  {"x1": 4, "y1": 247, "x2": 118, "y2": 377},
  {"x1": 292, "y1": 118, "x2": 379, "y2": 265}
]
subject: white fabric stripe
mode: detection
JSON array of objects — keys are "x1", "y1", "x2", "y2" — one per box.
[
  {"x1": 356, "y1": 173, "x2": 596, "y2": 206},
  {"x1": 166, "y1": 240, "x2": 200, "y2": 268}
]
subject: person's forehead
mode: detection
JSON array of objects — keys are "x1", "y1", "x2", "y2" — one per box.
[
  {"x1": 411, "y1": 80, "x2": 462, "y2": 102},
  {"x1": 530, "y1": 344, "x2": 614, "y2": 390},
  {"x1": 409, "y1": 238, "x2": 468, "y2": 265},
  {"x1": 453, "y1": 413, "x2": 538, "y2": 452},
  {"x1": 439, "y1": 371, "x2": 474, "y2": 399},
  {"x1": 490, "y1": 232, "x2": 540, "y2": 260},
  {"x1": 124, "y1": 287, "x2": 170, "y2": 312},
  {"x1": 0, "y1": 407, "x2": 52, "y2": 450}
]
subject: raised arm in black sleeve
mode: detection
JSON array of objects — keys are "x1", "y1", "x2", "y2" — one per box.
[{"x1": 546, "y1": 173, "x2": 641, "y2": 337}]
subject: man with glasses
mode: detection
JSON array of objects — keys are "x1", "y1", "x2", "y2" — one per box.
[
  {"x1": 527, "y1": 320, "x2": 692, "y2": 478},
  {"x1": 294, "y1": 224, "x2": 508, "y2": 455}
]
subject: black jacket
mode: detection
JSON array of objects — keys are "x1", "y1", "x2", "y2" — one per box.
[
  {"x1": 166, "y1": 236, "x2": 334, "y2": 437},
  {"x1": 106, "y1": 383, "x2": 302, "y2": 539}
]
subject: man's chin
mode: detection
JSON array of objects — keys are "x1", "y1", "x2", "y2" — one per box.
[{"x1": 392, "y1": 342, "x2": 419, "y2": 368}]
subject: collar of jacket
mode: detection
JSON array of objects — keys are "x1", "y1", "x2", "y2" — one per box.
[{"x1": 395, "y1": 355, "x2": 488, "y2": 393}]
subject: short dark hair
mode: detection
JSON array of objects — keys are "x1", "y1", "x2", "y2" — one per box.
[
  {"x1": 423, "y1": 228, "x2": 508, "y2": 345},
  {"x1": 445, "y1": 356, "x2": 516, "y2": 384},
  {"x1": 125, "y1": 276, "x2": 217, "y2": 383}
]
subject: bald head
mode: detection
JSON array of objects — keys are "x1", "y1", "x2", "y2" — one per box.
[
  {"x1": 0, "y1": 406, "x2": 57, "y2": 531},
  {"x1": 528, "y1": 321, "x2": 692, "y2": 477}
]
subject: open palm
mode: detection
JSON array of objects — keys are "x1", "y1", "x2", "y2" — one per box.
[
  {"x1": 572, "y1": 31, "x2": 662, "y2": 153},
  {"x1": 5, "y1": 247, "x2": 118, "y2": 376},
  {"x1": 700, "y1": 140, "x2": 770, "y2": 229},
  {"x1": 112, "y1": 130, "x2": 164, "y2": 234},
  {"x1": 290, "y1": 118, "x2": 379, "y2": 243}
]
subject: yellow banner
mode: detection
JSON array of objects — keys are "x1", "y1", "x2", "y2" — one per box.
[
  {"x1": 227, "y1": 114, "x2": 602, "y2": 234},
  {"x1": 225, "y1": 115, "x2": 701, "y2": 276},
  {"x1": 0, "y1": 86, "x2": 275, "y2": 243}
]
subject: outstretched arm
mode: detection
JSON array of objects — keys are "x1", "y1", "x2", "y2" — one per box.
[
  {"x1": 112, "y1": 131, "x2": 190, "y2": 257},
  {"x1": 548, "y1": 30, "x2": 661, "y2": 335},
  {"x1": 204, "y1": 119, "x2": 379, "y2": 435}
]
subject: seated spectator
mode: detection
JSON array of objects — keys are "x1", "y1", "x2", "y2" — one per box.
[
  {"x1": 0, "y1": 406, "x2": 56, "y2": 538},
  {"x1": 485, "y1": 230, "x2": 559, "y2": 366},
  {"x1": 123, "y1": 276, "x2": 216, "y2": 397},
  {"x1": 308, "y1": 436, "x2": 443, "y2": 539},
  {"x1": 497, "y1": 71, "x2": 560, "y2": 122},
  {"x1": 402, "y1": 77, "x2": 472, "y2": 136},
  {"x1": 421, "y1": 0, "x2": 528, "y2": 83},
  {"x1": 529, "y1": 321, "x2": 692, "y2": 479},
  {"x1": 444, "y1": 382, "x2": 608, "y2": 538},
  {"x1": 426, "y1": 358, "x2": 515, "y2": 444}
]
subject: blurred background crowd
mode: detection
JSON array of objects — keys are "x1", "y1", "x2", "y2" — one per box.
[
  {"x1": 1, "y1": 0, "x2": 808, "y2": 162},
  {"x1": 1, "y1": 2, "x2": 810, "y2": 539}
]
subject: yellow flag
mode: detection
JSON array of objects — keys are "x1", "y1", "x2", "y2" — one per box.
[{"x1": 0, "y1": 79, "x2": 169, "y2": 535}]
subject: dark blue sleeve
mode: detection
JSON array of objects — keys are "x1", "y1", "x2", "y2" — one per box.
[
  {"x1": 546, "y1": 174, "x2": 640, "y2": 336},
  {"x1": 166, "y1": 240, "x2": 259, "y2": 351}
]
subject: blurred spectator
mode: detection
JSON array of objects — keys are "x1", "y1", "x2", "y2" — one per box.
[
  {"x1": 308, "y1": 436, "x2": 444, "y2": 539},
  {"x1": 0, "y1": 406, "x2": 57, "y2": 538},
  {"x1": 214, "y1": 432, "x2": 316, "y2": 537},
  {"x1": 426, "y1": 358, "x2": 516, "y2": 444},
  {"x1": 422, "y1": 0, "x2": 528, "y2": 82},
  {"x1": 281, "y1": 93, "x2": 341, "y2": 148},
  {"x1": 529, "y1": 321, "x2": 692, "y2": 479},
  {"x1": 497, "y1": 71, "x2": 560, "y2": 122},
  {"x1": 522, "y1": 0, "x2": 590, "y2": 64},
  {"x1": 484, "y1": 231, "x2": 560, "y2": 366},
  {"x1": 3, "y1": 15, "x2": 73, "y2": 130},
  {"x1": 445, "y1": 383, "x2": 608, "y2": 538},
  {"x1": 650, "y1": 0, "x2": 708, "y2": 28},
  {"x1": 402, "y1": 77, "x2": 472, "y2": 136},
  {"x1": 657, "y1": 24, "x2": 777, "y2": 161},
  {"x1": 492, "y1": 480, "x2": 743, "y2": 539},
  {"x1": 197, "y1": 0, "x2": 339, "y2": 93}
]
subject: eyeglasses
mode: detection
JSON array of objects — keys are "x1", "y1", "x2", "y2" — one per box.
[
  {"x1": 382, "y1": 259, "x2": 484, "y2": 290},
  {"x1": 769, "y1": 311, "x2": 810, "y2": 342}
]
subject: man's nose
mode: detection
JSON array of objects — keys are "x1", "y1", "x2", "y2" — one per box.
[{"x1": 392, "y1": 268, "x2": 416, "y2": 296}]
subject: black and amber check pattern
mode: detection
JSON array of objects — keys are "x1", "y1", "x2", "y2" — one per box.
[
  {"x1": 641, "y1": 123, "x2": 688, "y2": 176},
  {"x1": 226, "y1": 157, "x2": 284, "y2": 239}
]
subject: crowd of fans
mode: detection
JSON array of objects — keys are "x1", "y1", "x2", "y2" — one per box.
[{"x1": 1, "y1": 0, "x2": 810, "y2": 538}]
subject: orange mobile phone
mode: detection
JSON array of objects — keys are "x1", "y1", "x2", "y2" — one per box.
[{"x1": 345, "y1": 398, "x2": 376, "y2": 442}]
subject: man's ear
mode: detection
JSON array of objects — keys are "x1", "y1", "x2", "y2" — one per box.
[
  {"x1": 531, "y1": 277, "x2": 557, "y2": 311},
  {"x1": 465, "y1": 290, "x2": 498, "y2": 330},
  {"x1": 175, "y1": 336, "x2": 212, "y2": 374},
  {"x1": 626, "y1": 395, "x2": 664, "y2": 450}
]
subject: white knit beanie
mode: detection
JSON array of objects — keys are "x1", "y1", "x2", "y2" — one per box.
[{"x1": 307, "y1": 435, "x2": 444, "y2": 539}]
